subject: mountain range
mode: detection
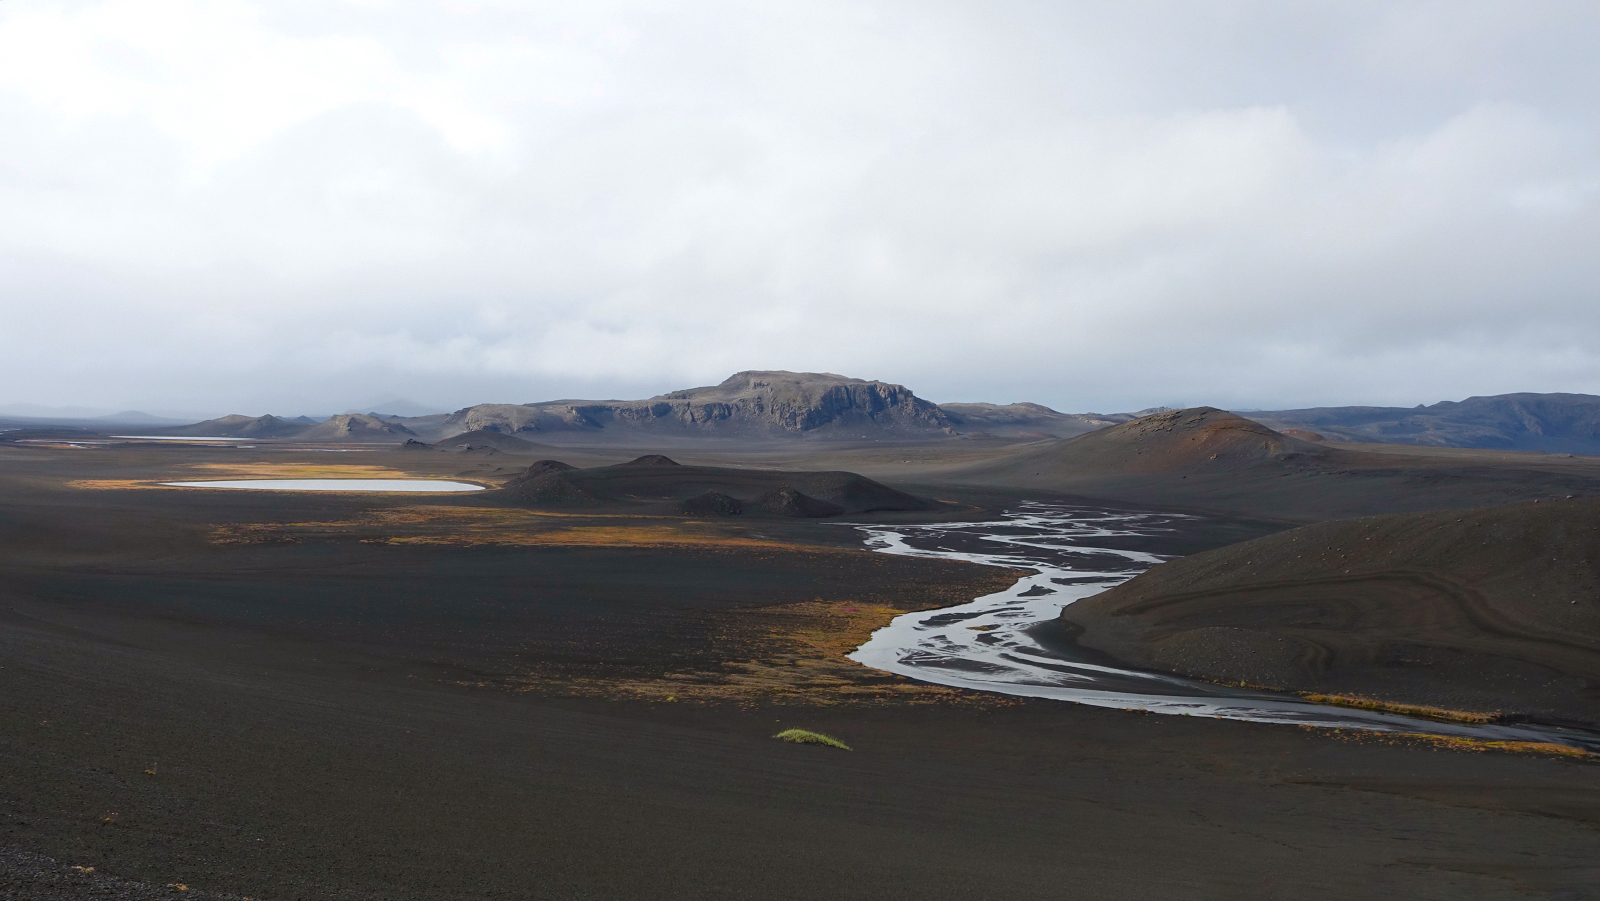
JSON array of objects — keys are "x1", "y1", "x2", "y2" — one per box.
[
  {"x1": 1250, "y1": 393, "x2": 1600, "y2": 453},
  {"x1": 75, "y1": 373, "x2": 1600, "y2": 456}
]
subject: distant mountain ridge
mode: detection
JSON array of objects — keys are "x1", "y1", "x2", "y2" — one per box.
[
  {"x1": 170, "y1": 413, "x2": 412, "y2": 441},
  {"x1": 1251, "y1": 393, "x2": 1600, "y2": 454},
  {"x1": 144, "y1": 379, "x2": 1600, "y2": 455}
]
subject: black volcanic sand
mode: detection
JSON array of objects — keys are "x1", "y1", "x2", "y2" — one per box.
[
  {"x1": 1062, "y1": 498, "x2": 1600, "y2": 725},
  {"x1": 2, "y1": 442, "x2": 1600, "y2": 899}
]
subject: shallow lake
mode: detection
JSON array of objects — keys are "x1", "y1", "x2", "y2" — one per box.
[{"x1": 163, "y1": 479, "x2": 485, "y2": 492}]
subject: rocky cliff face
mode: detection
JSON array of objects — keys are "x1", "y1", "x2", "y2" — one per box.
[{"x1": 436, "y1": 371, "x2": 955, "y2": 439}]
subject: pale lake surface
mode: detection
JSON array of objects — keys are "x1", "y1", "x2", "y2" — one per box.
[{"x1": 163, "y1": 479, "x2": 484, "y2": 492}]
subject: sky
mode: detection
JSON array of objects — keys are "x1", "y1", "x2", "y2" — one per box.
[{"x1": 2, "y1": 0, "x2": 1598, "y2": 417}]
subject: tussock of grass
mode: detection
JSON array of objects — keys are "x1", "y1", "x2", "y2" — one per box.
[
  {"x1": 1302, "y1": 693, "x2": 1501, "y2": 724},
  {"x1": 773, "y1": 728, "x2": 850, "y2": 750}
]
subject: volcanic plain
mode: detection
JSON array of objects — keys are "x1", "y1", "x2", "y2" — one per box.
[{"x1": 4, "y1": 402, "x2": 1600, "y2": 899}]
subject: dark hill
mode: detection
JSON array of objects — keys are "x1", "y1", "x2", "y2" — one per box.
[
  {"x1": 434, "y1": 429, "x2": 552, "y2": 454},
  {"x1": 1060, "y1": 499, "x2": 1600, "y2": 724},
  {"x1": 499, "y1": 457, "x2": 935, "y2": 517},
  {"x1": 1253, "y1": 392, "x2": 1600, "y2": 455}
]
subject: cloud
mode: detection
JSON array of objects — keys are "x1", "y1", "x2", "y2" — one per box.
[{"x1": 0, "y1": 1, "x2": 1597, "y2": 413}]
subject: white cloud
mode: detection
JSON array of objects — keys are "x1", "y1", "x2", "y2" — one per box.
[{"x1": 0, "y1": 0, "x2": 1598, "y2": 413}]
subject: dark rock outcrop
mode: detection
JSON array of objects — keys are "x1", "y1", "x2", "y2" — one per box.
[
  {"x1": 679, "y1": 492, "x2": 744, "y2": 516},
  {"x1": 627, "y1": 454, "x2": 680, "y2": 466},
  {"x1": 755, "y1": 487, "x2": 844, "y2": 518}
]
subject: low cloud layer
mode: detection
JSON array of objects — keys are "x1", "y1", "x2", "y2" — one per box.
[{"x1": 2, "y1": 1, "x2": 1597, "y2": 415}]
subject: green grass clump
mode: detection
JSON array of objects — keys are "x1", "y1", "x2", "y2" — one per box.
[{"x1": 773, "y1": 728, "x2": 850, "y2": 750}]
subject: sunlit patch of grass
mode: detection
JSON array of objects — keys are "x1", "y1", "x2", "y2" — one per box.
[
  {"x1": 1407, "y1": 734, "x2": 1592, "y2": 758},
  {"x1": 1301, "y1": 693, "x2": 1502, "y2": 724},
  {"x1": 210, "y1": 506, "x2": 817, "y2": 550},
  {"x1": 379, "y1": 524, "x2": 791, "y2": 550},
  {"x1": 774, "y1": 728, "x2": 850, "y2": 750}
]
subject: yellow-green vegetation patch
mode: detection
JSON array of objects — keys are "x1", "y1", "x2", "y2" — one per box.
[
  {"x1": 774, "y1": 728, "x2": 850, "y2": 750},
  {"x1": 1301, "y1": 693, "x2": 1501, "y2": 724},
  {"x1": 1411, "y1": 735, "x2": 1593, "y2": 758}
]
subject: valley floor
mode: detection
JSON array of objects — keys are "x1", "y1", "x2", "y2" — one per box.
[{"x1": 2, "y1": 441, "x2": 1598, "y2": 899}]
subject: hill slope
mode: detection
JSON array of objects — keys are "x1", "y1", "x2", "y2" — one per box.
[
  {"x1": 951, "y1": 407, "x2": 1600, "y2": 521},
  {"x1": 1059, "y1": 499, "x2": 1600, "y2": 724}
]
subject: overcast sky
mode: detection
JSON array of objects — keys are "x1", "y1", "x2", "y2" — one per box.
[{"x1": 2, "y1": 0, "x2": 1598, "y2": 416}]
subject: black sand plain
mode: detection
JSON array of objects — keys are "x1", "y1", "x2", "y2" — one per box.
[{"x1": 3, "y1": 436, "x2": 1600, "y2": 899}]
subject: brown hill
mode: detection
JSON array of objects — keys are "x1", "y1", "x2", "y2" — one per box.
[
  {"x1": 1059, "y1": 498, "x2": 1600, "y2": 724},
  {"x1": 952, "y1": 407, "x2": 1600, "y2": 521},
  {"x1": 499, "y1": 455, "x2": 936, "y2": 517},
  {"x1": 1021, "y1": 407, "x2": 1326, "y2": 474}
]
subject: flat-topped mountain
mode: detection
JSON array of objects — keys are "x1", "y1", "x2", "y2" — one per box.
[
  {"x1": 1252, "y1": 392, "x2": 1600, "y2": 454},
  {"x1": 438, "y1": 371, "x2": 956, "y2": 441}
]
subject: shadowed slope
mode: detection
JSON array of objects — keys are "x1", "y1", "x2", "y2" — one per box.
[{"x1": 1060, "y1": 498, "x2": 1600, "y2": 724}]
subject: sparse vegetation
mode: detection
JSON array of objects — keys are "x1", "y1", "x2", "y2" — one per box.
[
  {"x1": 773, "y1": 728, "x2": 850, "y2": 750},
  {"x1": 1408, "y1": 735, "x2": 1592, "y2": 758},
  {"x1": 1301, "y1": 693, "x2": 1501, "y2": 724}
]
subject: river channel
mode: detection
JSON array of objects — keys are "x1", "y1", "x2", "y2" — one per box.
[{"x1": 848, "y1": 501, "x2": 1600, "y2": 752}]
